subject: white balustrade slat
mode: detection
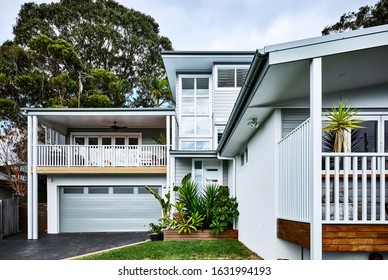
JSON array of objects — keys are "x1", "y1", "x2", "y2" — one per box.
[
  {"x1": 343, "y1": 157, "x2": 349, "y2": 221},
  {"x1": 380, "y1": 157, "x2": 385, "y2": 221},
  {"x1": 324, "y1": 156, "x2": 330, "y2": 222},
  {"x1": 352, "y1": 157, "x2": 358, "y2": 221},
  {"x1": 334, "y1": 156, "x2": 340, "y2": 221},
  {"x1": 371, "y1": 157, "x2": 376, "y2": 221},
  {"x1": 362, "y1": 157, "x2": 367, "y2": 221}
]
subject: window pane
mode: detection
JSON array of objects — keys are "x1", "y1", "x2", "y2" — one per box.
[
  {"x1": 351, "y1": 121, "x2": 377, "y2": 152},
  {"x1": 115, "y1": 138, "x2": 125, "y2": 145},
  {"x1": 196, "y1": 97, "x2": 209, "y2": 115},
  {"x1": 102, "y1": 137, "x2": 112, "y2": 145},
  {"x1": 194, "y1": 161, "x2": 203, "y2": 189},
  {"x1": 182, "y1": 97, "x2": 195, "y2": 115},
  {"x1": 182, "y1": 78, "x2": 194, "y2": 96},
  {"x1": 197, "y1": 78, "x2": 209, "y2": 89},
  {"x1": 75, "y1": 137, "x2": 85, "y2": 145},
  {"x1": 385, "y1": 121, "x2": 388, "y2": 152},
  {"x1": 88, "y1": 137, "x2": 98, "y2": 145},
  {"x1": 128, "y1": 138, "x2": 138, "y2": 145},
  {"x1": 196, "y1": 141, "x2": 211, "y2": 150},
  {"x1": 196, "y1": 117, "x2": 210, "y2": 135},
  {"x1": 181, "y1": 117, "x2": 195, "y2": 135},
  {"x1": 113, "y1": 187, "x2": 134, "y2": 194},
  {"x1": 181, "y1": 141, "x2": 195, "y2": 150},
  {"x1": 236, "y1": 68, "x2": 248, "y2": 87},
  {"x1": 138, "y1": 186, "x2": 160, "y2": 194},
  {"x1": 182, "y1": 78, "x2": 194, "y2": 89},
  {"x1": 218, "y1": 68, "x2": 235, "y2": 87},
  {"x1": 88, "y1": 187, "x2": 109, "y2": 194},
  {"x1": 194, "y1": 161, "x2": 202, "y2": 169},
  {"x1": 63, "y1": 187, "x2": 84, "y2": 194}
]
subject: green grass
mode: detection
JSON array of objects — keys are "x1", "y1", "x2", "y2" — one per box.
[{"x1": 75, "y1": 240, "x2": 262, "y2": 260}]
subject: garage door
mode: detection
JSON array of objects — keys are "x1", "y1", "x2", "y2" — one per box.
[{"x1": 59, "y1": 186, "x2": 162, "y2": 232}]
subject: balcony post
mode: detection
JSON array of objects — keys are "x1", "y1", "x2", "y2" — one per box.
[
  {"x1": 166, "y1": 115, "x2": 171, "y2": 197},
  {"x1": 32, "y1": 115, "x2": 39, "y2": 239},
  {"x1": 27, "y1": 116, "x2": 33, "y2": 239},
  {"x1": 310, "y1": 57, "x2": 322, "y2": 259}
]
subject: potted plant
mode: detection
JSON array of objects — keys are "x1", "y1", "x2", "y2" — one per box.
[
  {"x1": 148, "y1": 222, "x2": 164, "y2": 241},
  {"x1": 322, "y1": 101, "x2": 364, "y2": 152},
  {"x1": 322, "y1": 101, "x2": 364, "y2": 220}
]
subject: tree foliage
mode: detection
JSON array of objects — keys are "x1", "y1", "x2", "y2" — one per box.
[
  {"x1": 0, "y1": 0, "x2": 173, "y2": 125},
  {"x1": 322, "y1": 0, "x2": 388, "y2": 35},
  {"x1": 13, "y1": 0, "x2": 173, "y2": 107},
  {"x1": 0, "y1": 127, "x2": 27, "y2": 196}
]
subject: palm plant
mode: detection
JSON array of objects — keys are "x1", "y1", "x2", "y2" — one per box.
[
  {"x1": 322, "y1": 101, "x2": 364, "y2": 152},
  {"x1": 176, "y1": 177, "x2": 202, "y2": 215}
]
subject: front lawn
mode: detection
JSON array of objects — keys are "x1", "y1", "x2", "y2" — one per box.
[{"x1": 75, "y1": 240, "x2": 262, "y2": 260}]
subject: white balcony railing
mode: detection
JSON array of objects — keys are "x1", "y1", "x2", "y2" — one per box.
[
  {"x1": 37, "y1": 145, "x2": 167, "y2": 167},
  {"x1": 322, "y1": 153, "x2": 388, "y2": 223},
  {"x1": 278, "y1": 119, "x2": 311, "y2": 223},
  {"x1": 278, "y1": 116, "x2": 388, "y2": 224}
]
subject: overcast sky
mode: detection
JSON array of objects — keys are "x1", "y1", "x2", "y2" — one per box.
[{"x1": 0, "y1": 0, "x2": 379, "y2": 51}]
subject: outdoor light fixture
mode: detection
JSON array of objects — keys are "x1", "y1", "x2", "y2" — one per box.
[{"x1": 247, "y1": 118, "x2": 259, "y2": 128}]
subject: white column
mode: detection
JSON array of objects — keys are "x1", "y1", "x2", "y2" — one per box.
[
  {"x1": 171, "y1": 115, "x2": 176, "y2": 150},
  {"x1": 310, "y1": 57, "x2": 322, "y2": 260},
  {"x1": 170, "y1": 115, "x2": 176, "y2": 205},
  {"x1": 166, "y1": 116, "x2": 171, "y2": 197},
  {"x1": 32, "y1": 115, "x2": 39, "y2": 239},
  {"x1": 27, "y1": 116, "x2": 33, "y2": 239}
]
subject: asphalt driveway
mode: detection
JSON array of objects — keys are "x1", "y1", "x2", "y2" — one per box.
[{"x1": 0, "y1": 232, "x2": 148, "y2": 260}]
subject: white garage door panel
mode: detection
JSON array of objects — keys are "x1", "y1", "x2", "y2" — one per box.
[{"x1": 60, "y1": 186, "x2": 162, "y2": 232}]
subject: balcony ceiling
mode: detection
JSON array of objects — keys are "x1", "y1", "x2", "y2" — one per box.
[{"x1": 24, "y1": 108, "x2": 175, "y2": 131}]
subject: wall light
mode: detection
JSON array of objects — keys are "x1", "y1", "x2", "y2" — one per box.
[{"x1": 247, "y1": 118, "x2": 259, "y2": 128}]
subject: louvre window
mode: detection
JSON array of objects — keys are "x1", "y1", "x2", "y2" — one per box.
[
  {"x1": 218, "y1": 69, "x2": 235, "y2": 87},
  {"x1": 217, "y1": 66, "x2": 249, "y2": 88},
  {"x1": 236, "y1": 68, "x2": 249, "y2": 87}
]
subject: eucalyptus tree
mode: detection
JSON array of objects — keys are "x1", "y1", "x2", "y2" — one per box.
[
  {"x1": 322, "y1": 0, "x2": 388, "y2": 35},
  {"x1": 13, "y1": 0, "x2": 173, "y2": 106}
]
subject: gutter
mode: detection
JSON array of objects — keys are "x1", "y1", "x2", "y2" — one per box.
[{"x1": 217, "y1": 50, "x2": 269, "y2": 155}]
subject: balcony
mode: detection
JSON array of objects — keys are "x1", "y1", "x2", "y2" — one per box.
[
  {"x1": 36, "y1": 145, "x2": 167, "y2": 174},
  {"x1": 277, "y1": 119, "x2": 388, "y2": 252}
]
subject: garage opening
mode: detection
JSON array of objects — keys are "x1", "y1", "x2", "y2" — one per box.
[{"x1": 59, "y1": 185, "x2": 162, "y2": 232}]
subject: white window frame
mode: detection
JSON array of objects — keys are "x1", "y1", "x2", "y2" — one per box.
[
  {"x1": 179, "y1": 139, "x2": 212, "y2": 151},
  {"x1": 214, "y1": 65, "x2": 249, "y2": 91},
  {"x1": 70, "y1": 132, "x2": 142, "y2": 145},
  {"x1": 178, "y1": 75, "x2": 213, "y2": 138},
  {"x1": 240, "y1": 147, "x2": 248, "y2": 167}
]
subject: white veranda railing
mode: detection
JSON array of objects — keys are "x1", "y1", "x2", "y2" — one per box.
[
  {"x1": 322, "y1": 153, "x2": 388, "y2": 223},
  {"x1": 277, "y1": 116, "x2": 388, "y2": 224},
  {"x1": 37, "y1": 145, "x2": 167, "y2": 167},
  {"x1": 278, "y1": 119, "x2": 311, "y2": 223}
]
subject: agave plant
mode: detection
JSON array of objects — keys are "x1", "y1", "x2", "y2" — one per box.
[{"x1": 322, "y1": 101, "x2": 364, "y2": 152}]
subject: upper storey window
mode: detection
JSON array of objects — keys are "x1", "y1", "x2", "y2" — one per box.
[
  {"x1": 216, "y1": 66, "x2": 249, "y2": 89},
  {"x1": 180, "y1": 76, "x2": 211, "y2": 137}
]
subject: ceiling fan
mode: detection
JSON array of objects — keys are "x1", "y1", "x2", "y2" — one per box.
[{"x1": 108, "y1": 122, "x2": 127, "y2": 132}]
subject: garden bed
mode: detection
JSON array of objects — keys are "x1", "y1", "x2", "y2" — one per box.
[{"x1": 164, "y1": 229, "x2": 238, "y2": 241}]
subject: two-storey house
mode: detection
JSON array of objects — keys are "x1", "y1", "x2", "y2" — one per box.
[{"x1": 24, "y1": 52, "x2": 254, "y2": 239}]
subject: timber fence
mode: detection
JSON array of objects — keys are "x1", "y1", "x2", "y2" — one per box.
[{"x1": 0, "y1": 197, "x2": 19, "y2": 240}]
